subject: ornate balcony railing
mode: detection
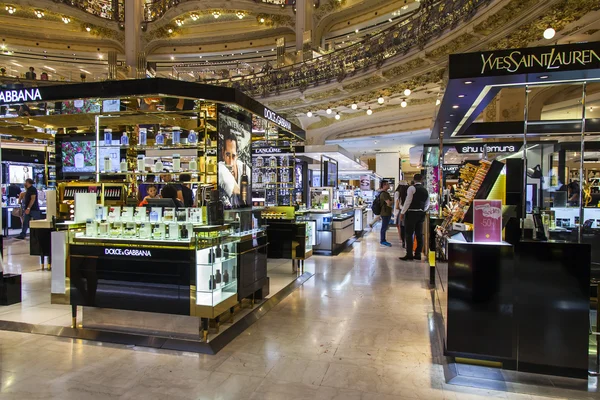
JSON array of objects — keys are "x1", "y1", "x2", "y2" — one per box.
[
  {"x1": 143, "y1": 0, "x2": 294, "y2": 22},
  {"x1": 53, "y1": 0, "x2": 124, "y2": 21},
  {"x1": 202, "y1": 0, "x2": 492, "y2": 97}
]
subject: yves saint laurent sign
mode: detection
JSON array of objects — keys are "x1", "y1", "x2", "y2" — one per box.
[
  {"x1": 449, "y1": 42, "x2": 600, "y2": 79},
  {"x1": 455, "y1": 143, "x2": 520, "y2": 154},
  {"x1": 0, "y1": 88, "x2": 42, "y2": 104},
  {"x1": 263, "y1": 108, "x2": 292, "y2": 130}
]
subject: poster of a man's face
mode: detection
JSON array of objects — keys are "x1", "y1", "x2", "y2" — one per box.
[{"x1": 217, "y1": 105, "x2": 252, "y2": 208}]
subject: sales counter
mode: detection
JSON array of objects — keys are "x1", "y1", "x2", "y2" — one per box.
[
  {"x1": 50, "y1": 221, "x2": 269, "y2": 341},
  {"x1": 296, "y1": 207, "x2": 356, "y2": 255}
]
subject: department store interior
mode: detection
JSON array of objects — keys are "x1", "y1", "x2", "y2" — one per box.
[{"x1": 0, "y1": 0, "x2": 600, "y2": 399}]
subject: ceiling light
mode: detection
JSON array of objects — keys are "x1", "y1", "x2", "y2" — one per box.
[
  {"x1": 403, "y1": 88, "x2": 411, "y2": 96},
  {"x1": 435, "y1": 99, "x2": 441, "y2": 106},
  {"x1": 98, "y1": 54, "x2": 103, "y2": 59},
  {"x1": 452, "y1": 105, "x2": 459, "y2": 109},
  {"x1": 170, "y1": 55, "x2": 175, "y2": 60},
  {"x1": 377, "y1": 96, "x2": 384, "y2": 104},
  {"x1": 34, "y1": 9, "x2": 44, "y2": 18},
  {"x1": 351, "y1": 103, "x2": 357, "y2": 110},
  {"x1": 85, "y1": 25, "x2": 91, "y2": 32},
  {"x1": 167, "y1": 28, "x2": 173, "y2": 33},
  {"x1": 62, "y1": 16, "x2": 71, "y2": 24},
  {"x1": 458, "y1": 94, "x2": 465, "y2": 98},
  {"x1": 355, "y1": 29, "x2": 359, "y2": 33},
  {"x1": 388, "y1": 18, "x2": 392, "y2": 22},
  {"x1": 539, "y1": 75, "x2": 549, "y2": 79},
  {"x1": 401, "y1": 99, "x2": 407, "y2": 108},
  {"x1": 543, "y1": 27, "x2": 555, "y2": 40},
  {"x1": 335, "y1": 112, "x2": 341, "y2": 120},
  {"x1": 307, "y1": 111, "x2": 313, "y2": 117},
  {"x1": 326, "y1": 108, "x2": 332, "y2": 114},
  {"x1": 190, "y1": 13, "x2": 199, "y2": 21},
  {"x1": 464, "y1": 81, "x2": 473, "y2": 85},
  {"x1": 175, "y1": 18, "x2": 184, "y2": 26},
  {"x1": 259, "y1": 17, "x2": 265, "y2": 23},
  {"x1": 5, "y1": 5, "x2": 16, "y2": 14},
  {"x1": 366, "y1": 107, "x2": 372, "y2": 115},
  {"x1": 213, "y1": 11, "x2": 221, "y2": 19},
  {"x1": 236, "y1": 12, "x2": 245, "y2": 19}
]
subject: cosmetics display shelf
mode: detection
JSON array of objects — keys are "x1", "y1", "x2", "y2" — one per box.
[
  {"x1": 71, "y1": 235, "x2": 195, "y2": 247},
  {"x1": 98, "y1": 170, "x2": 201, "y2": 176}
]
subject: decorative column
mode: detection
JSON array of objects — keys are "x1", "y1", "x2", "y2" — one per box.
[
  {"x1": 125, "y1": 0, "x2": 143, "y2": 78},
  {"x1": 108, "y1": 50, "x2": 118, "y2": 80},
  {"x1": 295, "y1": 0, "x2": 314, "y2": 60}
]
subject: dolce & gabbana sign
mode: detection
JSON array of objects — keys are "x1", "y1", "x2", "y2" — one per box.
[
  {"x1": 104, "y1": 248, "x2": 152, "y2": 257},
  {"x1": 263, "y1": 108, "x2": 292, "y2": 131},
  {"x1": 0, "y1": 88, "x2": 42, "y2": 104},
  {"x1": 450, "y1": 42, "x2": 600, "y2": 79}
]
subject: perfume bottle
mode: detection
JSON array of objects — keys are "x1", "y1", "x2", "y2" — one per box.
[
  {"x1": 104, "y1": 129, "x2": 112, "y2": 145},
  {"x1": 139, "y1": 222, "x2": 151, "y2": 239},
  {"x1": 120, "y1": 132, "x2": 129, "y2": 146},
  {"x1": 241, "y1": 173, "x2": 248, "y2": 204},
  {"x1": 155, "y1": 130, "x2": 165, "y2": 145},
  {"x1": 138, "y1": 127, "x2": 147, "y2": 146},
  {"x1": 208, "y1": 248, "x2": 215, "y2": 263},
  {"x1": 208, "y1": 275, "x2": 214, "y2": 290},
  {"x1": 180, "y1": 224, "x2": 188, "y2": 240},
  {"x1": 169, "y1": 222, "x2": 178, "y2": 239},
  {"x1": 256, "y1": 156, "x2": 264, "y2": 167},
  {"x1": 85, "y1": 219, "x2": 97, "y2": 237},
  {"x1": 120, "y1": 159, "x2": 127, "y2": 172},
  {"x1": 104, "y1": 156, "x2": 111, "y2": 172},
  {"x1": 172, "y1": 127, "x2": 181, "y2": 145},
  {"x1": 189, "y1": 157, "x2": 198, "y2": 171},
  {"x1": 269, "y1": 156, "x2": 277, "y2": 167},
  {"x1": 173, "y1": 154, "x2": 181, "y2": 172},
  {"x1": 223, "y1": 245, "x2": 229, "y2": 259},
  {"x1": 223, "y1": 269, "x2": 229, "y2": 284},
  {"x1": 207, "y1": 190, "x2": 224, "y2": 225},
  {"x1": 215, "y1": 269, "x2": 222, "y2": 284},
  {"x1": 137, "y1": 155, "x2": 145, "y2": 172},
  {"x1": 154, "y1": 158, "x2": 163, "y2": 173},
  {"x1": 187, "y1": 130, "x2": 197, "y2": 144},
  {"x1": 216, "y1": 245, "x2": 222, "y2": 259},
  {"x1": 149, "y1": 210, "x2": 159, "y2": 222}
]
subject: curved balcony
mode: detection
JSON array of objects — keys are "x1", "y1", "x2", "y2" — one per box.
[
  {"x1": 201, "y1": 0, "x2": 492, "y2": 97},
  {"x1": 53, "y1": 0, "x2": 124, "y2": 21},
  {"x1": 143, "y1": 0, "x2": 295, "y2": 22}
]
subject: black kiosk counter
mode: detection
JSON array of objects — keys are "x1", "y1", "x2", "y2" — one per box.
[{"x1": 432, "y1": 41, "x2": 600, "y2": 381}]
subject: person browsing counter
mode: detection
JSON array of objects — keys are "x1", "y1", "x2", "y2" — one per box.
[
  {"x1": 178, "y1": 173, "x2": 194, "y2": 207},
  {"x1": 399, "y1": 174, "x2": 429, "y2": 261},
  {"x1": 160, "y1": 184, "x2": 184, "y2": 208},
  {"x1": 16, "y1": 179, "x2": 40, "y2": 239},
  {"x1": 138, "y1": 184, "x2": 159, "y2": 207},
  {"x1": 160, "y1": 172, "x2": 184, "y2": 204},
  {"x1": 378, "y1": 180, "x2": 393, "y2": 247}
]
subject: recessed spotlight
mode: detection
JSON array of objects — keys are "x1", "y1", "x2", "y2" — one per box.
[
  {"x1": 446, "y1": 121, "x2": 450, "y2": 123},
  {"x1": 5, "y1": 5, "x2": 16, "y2": 14},
  {"x1": 388, "y1": 18, "x2": 392, "y2": 22},
  {"x1": 543, "y1": 27, "x2": 555, "y2": 40},
  {"x1": 436, "y1": 99, "x2": 441, "y2": 106},
  {"x1": 326, "y1": 108, "x2": 332, "y2": 114},
  {"x1": 167, "y1": 28, "x2": 173, "y2": 33},
  {"x1": 190, "y1": 13, "x2": 199, "y2": 21},
  {"x1": 401, "y1": 99, "x2": 407, "y2": 108},
  {"x1": 458, "y1": 94, "x2": 465, "y2": 98},
  {"x1": 213, "y1": 11, "x2": 221, "y2": 19},
  {"x1": 355, "y1": 29, "x2": 359, "y2": 33},
  {"x1": 378, "y1": 96, "x2": 384, "y2": 104},
  {"x1": 403, "y1": 89, "x2": 411, "y2": 96},
  {"x1": 351, "y1": 103, "x2": 357, "y2": 110},
  {"x1": 34, "y1": 10, "x2": 44, "y2": 18},
  {"x1": 464, "y1": 81, "x2": 473, "y2": 85},
  {"x1": 366, "y1": 107, "x2": 372, "y2": 115},
  {"x1": 259, "y1": 17, "x2": 265, "y2": 23},
  {"x1": 452, "y1": 105, "x2": 459, "y2": 109},
  {"x1": 335, "y1": 112, "x2": 341, "y2": 120},
  {"x1": 62, "y1": 16, "x2": 71, "y2": 24},
  {"x1": 307, "y1": 111, "x2": 313, "y2": 117},
  {"x1": 170, "y1": 55, "x2": 175, "y2": 60},
  {"x1": 450, "y1": 114, "x2": 454, "y2": 117},
  {"x1": 175, "y1": 18, "x2": 184, "y2": 26},
  {"x1": 85, "y1": 25, "x2": 92, "y2": 32},
  {"x1": 98, "y1": 54, "x2": 103, "y2": 59},
  {"x1": 236, "y1": 12, "x2": 245, "y2": 19},
  {"x1": 539, "y1": 75, "x2": 549, "y2": 79}
]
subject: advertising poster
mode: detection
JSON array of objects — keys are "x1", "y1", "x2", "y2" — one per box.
[
  {"x1": 473, "y1": 199, "x2": 502, "y2": 243},
  {"x1": 61, "y1": 140, "x2": 96, "y2": 173},
  {"x1": 217, "y1": 104, "x2": 252, "y2": 208}
]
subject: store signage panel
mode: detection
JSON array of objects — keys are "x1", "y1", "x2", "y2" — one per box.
[
  {"x1": 0, "y1": 88, "x2": 42, "y2": 104},
  {"x1": 450, "y1": 42, "x2": 600, "y2": 79},
  {"x1": 263, "y1": 108, "x2": 292, "y2": 130},
  {"x1": 473, "y1": 199, "x2": 502, "y2": 243},
  {"x1": 455, "y1": 143, "x2": 520, "y2": 154}
]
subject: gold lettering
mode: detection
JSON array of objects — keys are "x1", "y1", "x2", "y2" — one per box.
[
  {"x1": 506, "y1": 51, "x2": 521, "y2": 73},
  {"x1": 481, "y1": 53, "x2": 496, "y2": 74},
  {"x1": 591, "y1": 50, "x2": 600, "y2": 62},
  {"x1": 531, "y1": 54, "x2": 544, "y2": 68},
  {"x1": 574, "y1": 51, "x2": 584, "y2": 65}
]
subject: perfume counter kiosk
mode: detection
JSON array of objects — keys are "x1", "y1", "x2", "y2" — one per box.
[
  {"x1": 50, "y1": 223, "x2": 268, "y2": 341},
  {"x1": 296, "y1": 207, "x2": 356, "y2": 255}
]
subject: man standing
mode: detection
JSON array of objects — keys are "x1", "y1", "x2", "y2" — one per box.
[
  {"x1": 218, "y1": 128, "x2": 251, "y2": 208},
  {"x1": 379, "y1": 180, "x2": 393, "y2": 247},
  {"x1": 16, "y1": 179, "x2": 41, "y2": 239},
  {"x1": 399, "y1": 174, "x2": 429, "y2": 261}
]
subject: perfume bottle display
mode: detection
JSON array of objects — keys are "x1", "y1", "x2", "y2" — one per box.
[
  {"x1": 223, "y1": 269, "x2": 229, "y2": 284},
  {"x1": 120, "y1": 132, "x2": 129, "y2": 146},
  {"x1": 155, "y1": 130, "x2": 165, "y2": 145}
]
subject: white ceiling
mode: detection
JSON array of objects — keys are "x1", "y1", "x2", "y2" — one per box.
[{"x1": 326, "y1": 129, "x2": 432, "y2": 158}]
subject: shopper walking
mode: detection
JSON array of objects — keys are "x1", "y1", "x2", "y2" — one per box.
[
  {"x1": 399, "y1": 174, "x2": 429, "y2": 260},
  {"x1": 378, "y1": 180, "x2": 393, "y2": 247},
  {"x1": 369, "y1": 187, "x2": 382, "y2": 228},
  {"x1": 16, "y1": 179, "x2": 40, "y2": 239},
  {"x1": 393, "y1": 182, "x2": 409, "y2": 248}
]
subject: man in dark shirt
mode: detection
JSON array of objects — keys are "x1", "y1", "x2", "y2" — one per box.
[
  {"x1": 179, "y1": 173, "x2": 194, "y2": 207},
  {"x1": 16, "y1": 179, "x2": 41, "y2": 239},
  {"x1": 399, "y1": 174, "x2": 430, "y2": 261},
  {"x1": 379, "y1": 180, "x2": 393, "y2": 247}
]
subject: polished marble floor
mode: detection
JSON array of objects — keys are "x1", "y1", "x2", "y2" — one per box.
[{"x1": 0, "y1": 229, "x2": 592, "y2": 399}]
